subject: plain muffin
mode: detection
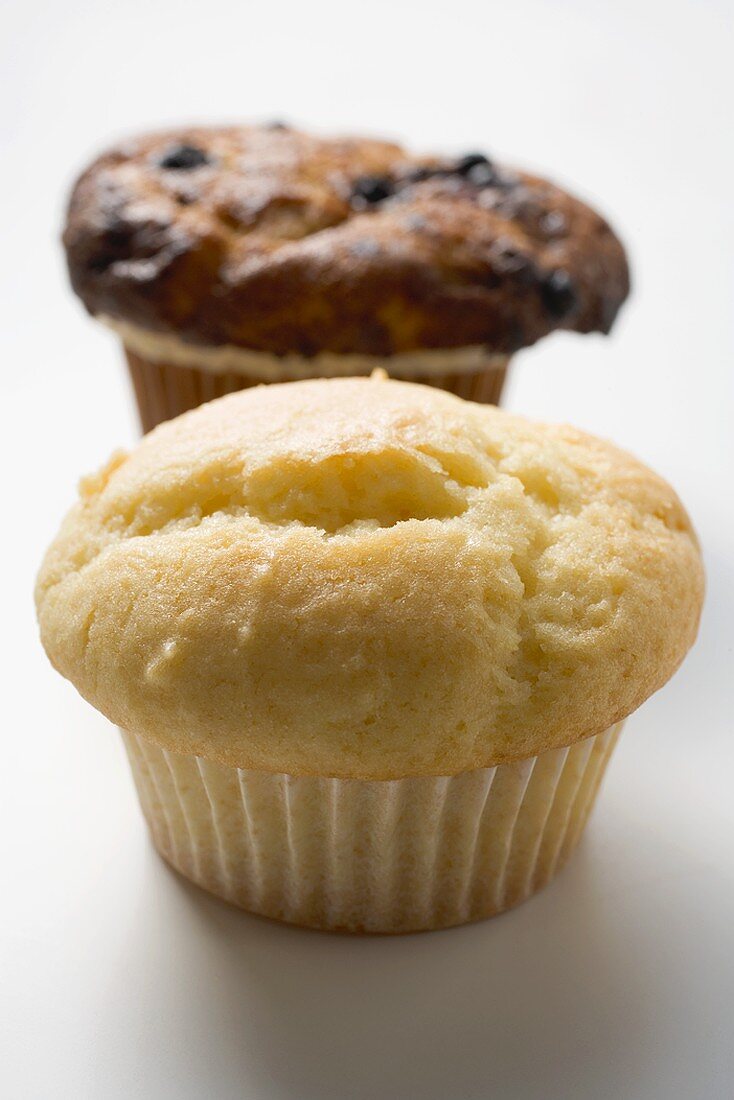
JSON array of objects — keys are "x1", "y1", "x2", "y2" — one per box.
[
  {"x1": 36, "y1": 377, "x2": 701, "y2": 931},
  {"x1": 63, "y1": 123, "x2": 630, "y2": 429}
]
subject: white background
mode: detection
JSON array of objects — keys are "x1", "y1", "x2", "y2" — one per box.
[{"x1": 2, "y1": 1, "x2": 733, "y2": 1097}]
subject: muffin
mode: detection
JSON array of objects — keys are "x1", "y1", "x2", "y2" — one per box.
[
  {"x1": 63, "y1": 123, "x2": 629, "y2": 431},
  {"x1": 35, "y1": 376, "x2": 701, "y2": 933}
]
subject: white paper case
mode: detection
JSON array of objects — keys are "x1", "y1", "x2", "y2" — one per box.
[
  {"x1": 124, "y1": 349, "x2": 510, "y2": 433},
  {"x1": 122, "y1": 724, "x2": 621, "y2": 933}
]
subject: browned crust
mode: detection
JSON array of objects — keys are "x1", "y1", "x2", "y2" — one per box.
[{"x1": 63, "y1": 124, "x2": 630, "y2": 356}]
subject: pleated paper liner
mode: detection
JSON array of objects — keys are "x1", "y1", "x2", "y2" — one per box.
[
  {"x1": 122, "y1": 723, "x2": 621, "y2": 934},
  {"x1": 124, "y1": 348, "x2": 510, "y2": 434}
]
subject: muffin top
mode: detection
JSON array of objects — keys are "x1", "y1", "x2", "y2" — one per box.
[
  {"x1": 63, "y1": 123, "x2": 629, "y2": 358},
  {"x1": 37, "y1": 377, "x2": 702, "y2": 778}
]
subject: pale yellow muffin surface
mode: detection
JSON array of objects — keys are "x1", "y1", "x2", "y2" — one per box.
[{"x1": 36, "y1": 377, "x2": 703, "y2": 778}]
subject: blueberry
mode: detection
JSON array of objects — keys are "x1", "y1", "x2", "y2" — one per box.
[
  {"x1": 540, "y1": 269, "x2": 578, "y2": 318},
  {"x1": 539, "y1": 210, "x2": 567, "y2": 238},
  {"x1": 158, "y1": 144, "x2": 210, "y2": 170},
  {"x1": 456, "y1": 154, "x2": 497, "y2": 188},
  {"x1": 469, "y1": 164, "x2": 497, "y2": 188},
  {"x1": 490, "y1": 239, "x2": 530, "y2": 276},
  {"x1": 455, "y1": 152, "x2": 493, "y2": 175},
  {"x1": 498, "y1": 251, "x2": 527, "y2": 275},
  {"x1": 351, "y1": 175, "x2": 394, "y2": 204}
]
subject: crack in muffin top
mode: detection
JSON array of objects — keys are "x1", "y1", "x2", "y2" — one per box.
[{"x1": 63, "y1": 123, "x2": 630, "y2": 357}]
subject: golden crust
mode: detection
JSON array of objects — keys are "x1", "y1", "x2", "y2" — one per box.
[
  {"x1": 63, "y1": 124, "x2": 629, "y2": 356},
  {"x1": 36, "y1": 377, "x2": 702, "y2": 778}
]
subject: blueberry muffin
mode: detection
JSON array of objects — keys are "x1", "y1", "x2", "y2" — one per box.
[
  {"x1": 63, "y1": 123, "x2": 629, "y2": 430},
  {"x1": 36, "y1": 376, "x2": 701, "y2": 932}
]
